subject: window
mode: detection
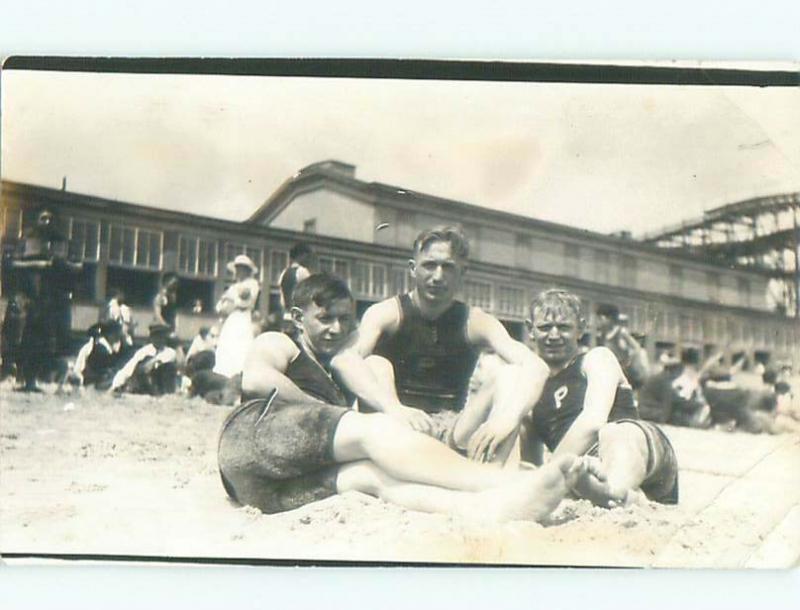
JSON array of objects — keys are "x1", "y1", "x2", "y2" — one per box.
[
  {"x1": 594, "y1": 250, "x2": 610, "y2": 284},
  {"x1": 318, "y1": 255, "x2": 350, "y2": 282},
  {"x1": 178, "y1": 235, "x2": 217, "y2": 276},
  {"x1": 222, "y1": 243, "x2": 262, "y2": 281},
  {"x1": 349, "y1": 261, "x2": 386, "y2": 298},
  {"x1": 303, "y1": 218, "x2": 317, "y2": 234},
  {"x1": 390, "y1": 267, "x2": 408, "y2": 295},
  {"x1": 669, "y1": 265, "x2": 684, "y2": 295},
  {"x1": 497, "y1": 285, "x2": 527, "y2": 317},
  {"x1": 564, "y1": 243, "x2": 580, "y2": 275},
  {"x1": 270, "y1": 250, "x2": 288, "y2": 285},
  {"x1": 67, "y1": 219, "x2": 100, "y2": 261},
  {"x1": 108, "y1": 224, "x2": 161, "y2": 269},
  {"x1": 620, "y1": 254, "x2": 637, "y2": 287},
  {"x1": 370, "y1": 264, "x2": 387, "y2": 298},
  {"x1": 464, "y1": 279, "x2": 493, "y2": 310},
  {"x1": 738, "y1": 278, "x2": 751, "y2": 308},
  {"x1": 351, "y1": 261, "x2": 369, "y2": 295},
  {"x1": 707, "y1": 272, "x2": 721, "y2": 302}
]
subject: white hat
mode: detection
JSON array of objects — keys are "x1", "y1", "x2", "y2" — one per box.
[{"x1": 226, "y1": 254, "x2": 258, "y2": 274}]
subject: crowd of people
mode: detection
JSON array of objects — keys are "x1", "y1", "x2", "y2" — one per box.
[{"x1": 2, "y1": 216, "x2": 798, "y2": 523}]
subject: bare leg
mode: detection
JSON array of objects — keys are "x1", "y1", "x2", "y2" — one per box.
[
  {"x1": 332, "y1": 411, "x2": 512, "y2": 491},
  {"x1": 336, "y1": 455, "x2": 585, "y2": 523},
  {"x1": 452, "y1": 363, "x2": 526, "y2": 465},
  {"x1": 578, "y1": 422, "x2": 649, "y2": 506}
]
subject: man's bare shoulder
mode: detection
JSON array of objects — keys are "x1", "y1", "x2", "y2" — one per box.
[
  {"x1": 582, "y1": 346, "x2": 623, "y2": 373},
  {"x1": 252, "y1": 331, "x2": 298, "y2": 356},
  {"x1": 361, "y1": 297, "x2": 401, "y2": 329}
]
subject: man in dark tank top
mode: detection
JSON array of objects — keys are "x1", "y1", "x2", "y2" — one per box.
[
  {"x1": 331, "y1": 226, "x2": 552, "y2": 465},
  {"x1": 523, "y1": 289, "x2": 679, "y2": 507},
  {"x1": 218, "y1": 273, "x2": 587, "y2": 519}
]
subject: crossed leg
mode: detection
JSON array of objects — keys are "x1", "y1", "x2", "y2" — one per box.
[{"x1": 332, "y1": 410, "x2": 585, "y2": 522}]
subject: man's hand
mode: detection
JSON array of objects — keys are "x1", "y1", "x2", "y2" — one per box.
[
  {"x1": 467, "y1": 413, "x2": 519, "y2": 463},
  {"x1": 385, "y1": 405, "x2": 433, "y2": 435}
]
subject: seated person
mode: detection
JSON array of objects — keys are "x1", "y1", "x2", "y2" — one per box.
[
  {"x1": 522, "y1": 289, "x2": 679, "y2": 507},
  {"x1": 110, "y1": 323, "x2": 177, "y2": 396},
  {"x1": 185, "y1": 325, "x2": 218, "y2": 376},
  {"x1": 637, "y1": 350, "x2": 711, "y2": 429},
  {"x1": 331, "y1": 226, "x2": 551, "y2": 465},
  {"x1": 71, "y1": 320, "x2": 128, "y2": 390},
  {"x1": 219, "y1": 273, "x2": 587, "y2": 521}
]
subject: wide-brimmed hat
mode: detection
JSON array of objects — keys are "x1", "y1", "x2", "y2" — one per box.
[{"x1": 226, "y1": 254, "x2": 258, "y2": 274}]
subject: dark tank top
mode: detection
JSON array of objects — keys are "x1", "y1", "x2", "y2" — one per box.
[
  {"x1": 285, "y1": 341, "x2": 349, "y2": 407},
  {"x1": 374, "y1": 294, "x2": 479, "y2": 412},
  {"x1": 532, "y1": 352, "x2": 639, "y2": 451}
]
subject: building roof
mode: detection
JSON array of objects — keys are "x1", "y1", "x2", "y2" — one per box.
[{"x1": 246, "y1": 160, "x2": 777, "y2": 276}]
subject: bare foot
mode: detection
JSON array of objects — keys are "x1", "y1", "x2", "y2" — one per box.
[
  {"x1": 472, "y1": 454, "x2": 586, "y2": 523},
  {"x1": 570, "y1": 456, "x2": 626, "y2": 508}
]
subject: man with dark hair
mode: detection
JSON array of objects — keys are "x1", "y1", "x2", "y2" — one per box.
[
  {"x1": 222, "y1": 273, "x2": 586, "y2": 519},
  {"x1": 595, "y1": 303, "x2": 650, "y2": 389},
  {"x1": 523, "y1": 289, "x2": 679, "y2": 507},
  {"x1": 331, "y1": 226, "x2": 551, "y2": 465}
]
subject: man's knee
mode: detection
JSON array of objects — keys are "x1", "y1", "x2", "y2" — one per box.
[{"x1": 598, "y1": 422, "x2": 645, "y2": 448}]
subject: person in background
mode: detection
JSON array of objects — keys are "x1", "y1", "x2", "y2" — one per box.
[
  {"x1": 638, "y1": 350, "x2": 711, "y2": 428},
  {"x1": 185, "y1": 325, "x2": 218, "y2": 377},
  {"x1": 110, "y1": 323, "x2": 177, "y2": 396},
  {"x1": 1, "y1": 291, "x2": 26, "y2": 382},
  {"x1": 12, "y1": 209, "x2": 82, "y2": 391},
  {"x1": 191, "y1": 299, "x2": 204, "y2": 315},
  {"x1": 72, "y1": 320, "x2": 128, "y2": 390},
  {"x1": 107, "y1": 288, "x2": 135, "y2": 346},
  {"x1": 213, "y1": 254, "x2": 260, "y2": 379},
  {"x1": 595, "y1": 303, "x2": 650, "y2": 389},
  {"x1": 278, "y1": 242, "x2": 314, "y2": 330},
  {"x1": 153, "y1": 273, "x2": 179, "y2": 333}
]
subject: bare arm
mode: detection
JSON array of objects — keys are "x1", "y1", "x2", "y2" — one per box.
[
  {"x1": 330, "y1": 299, "x2": 402, "y2": 410},
  {"x1": 330, "y1": 300, "x2": 432, "y2": 431},
  {"x1": 469, "y1": 308, "x2": 550, "y2": 427},
  {"x1": 241, "y1": 332, "x2": 325, "y2": 403},
  {"x1": 553, "y1": 347, "x2": 623, "y2": 457},
  {"x1": 465, "y1": 308, "x2": 551, "y2": 461}
]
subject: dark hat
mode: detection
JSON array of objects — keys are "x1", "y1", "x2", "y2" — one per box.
[
  {"x1": 148, "y1": 322, "x2": 172, "y2": 337},
  {"x1": 100, "y1": 319, "x2": 123, "y2": 337},
  {"x1": 595, "y1": 303, "x2": 620, "y2": 320}
]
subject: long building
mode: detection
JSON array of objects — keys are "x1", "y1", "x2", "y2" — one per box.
[{"x1": 2, "y1": 161, "x2": 798, "y2": 367}]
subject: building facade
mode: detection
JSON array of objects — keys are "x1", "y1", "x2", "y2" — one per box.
[{"x1": 2, "y1": 162, "x2": 798, "y2": 367}]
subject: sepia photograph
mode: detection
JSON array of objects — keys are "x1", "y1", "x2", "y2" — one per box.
[{"x1": 1, "y1": 59, "x2": 798, "y2": 568}]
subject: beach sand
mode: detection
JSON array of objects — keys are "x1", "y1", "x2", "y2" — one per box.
[{"x1": 1, "y1": 384, "x2": 798, "y2": 568}]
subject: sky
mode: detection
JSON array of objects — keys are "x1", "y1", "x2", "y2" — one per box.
[{"x1": 2, "y1": 68, "x2": 799, "y2": 236}]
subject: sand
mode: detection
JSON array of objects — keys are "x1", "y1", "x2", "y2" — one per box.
[{"x1": 1, "y1": 383, "x2": 799, "y2": 568}]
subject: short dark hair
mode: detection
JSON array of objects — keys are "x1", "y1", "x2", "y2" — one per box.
[
  {"x1": 595, "y1": 303, "x2": 620, "y2": 321},
  {"x1": 412, "y1": 226, "x2": 469, "y2": 261},
  {"x1": 292, "y1": 273, "x2": 353, "y2": 310},
  {"x1": 290, "y1": 242, "x2": 314, "y2": 262},
  {"x1": 762, "y1": 369, "x2": 778, "y2": 385},
  {"x1": 198, "y1": 326, "x2": 211, "y2": 339}
]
